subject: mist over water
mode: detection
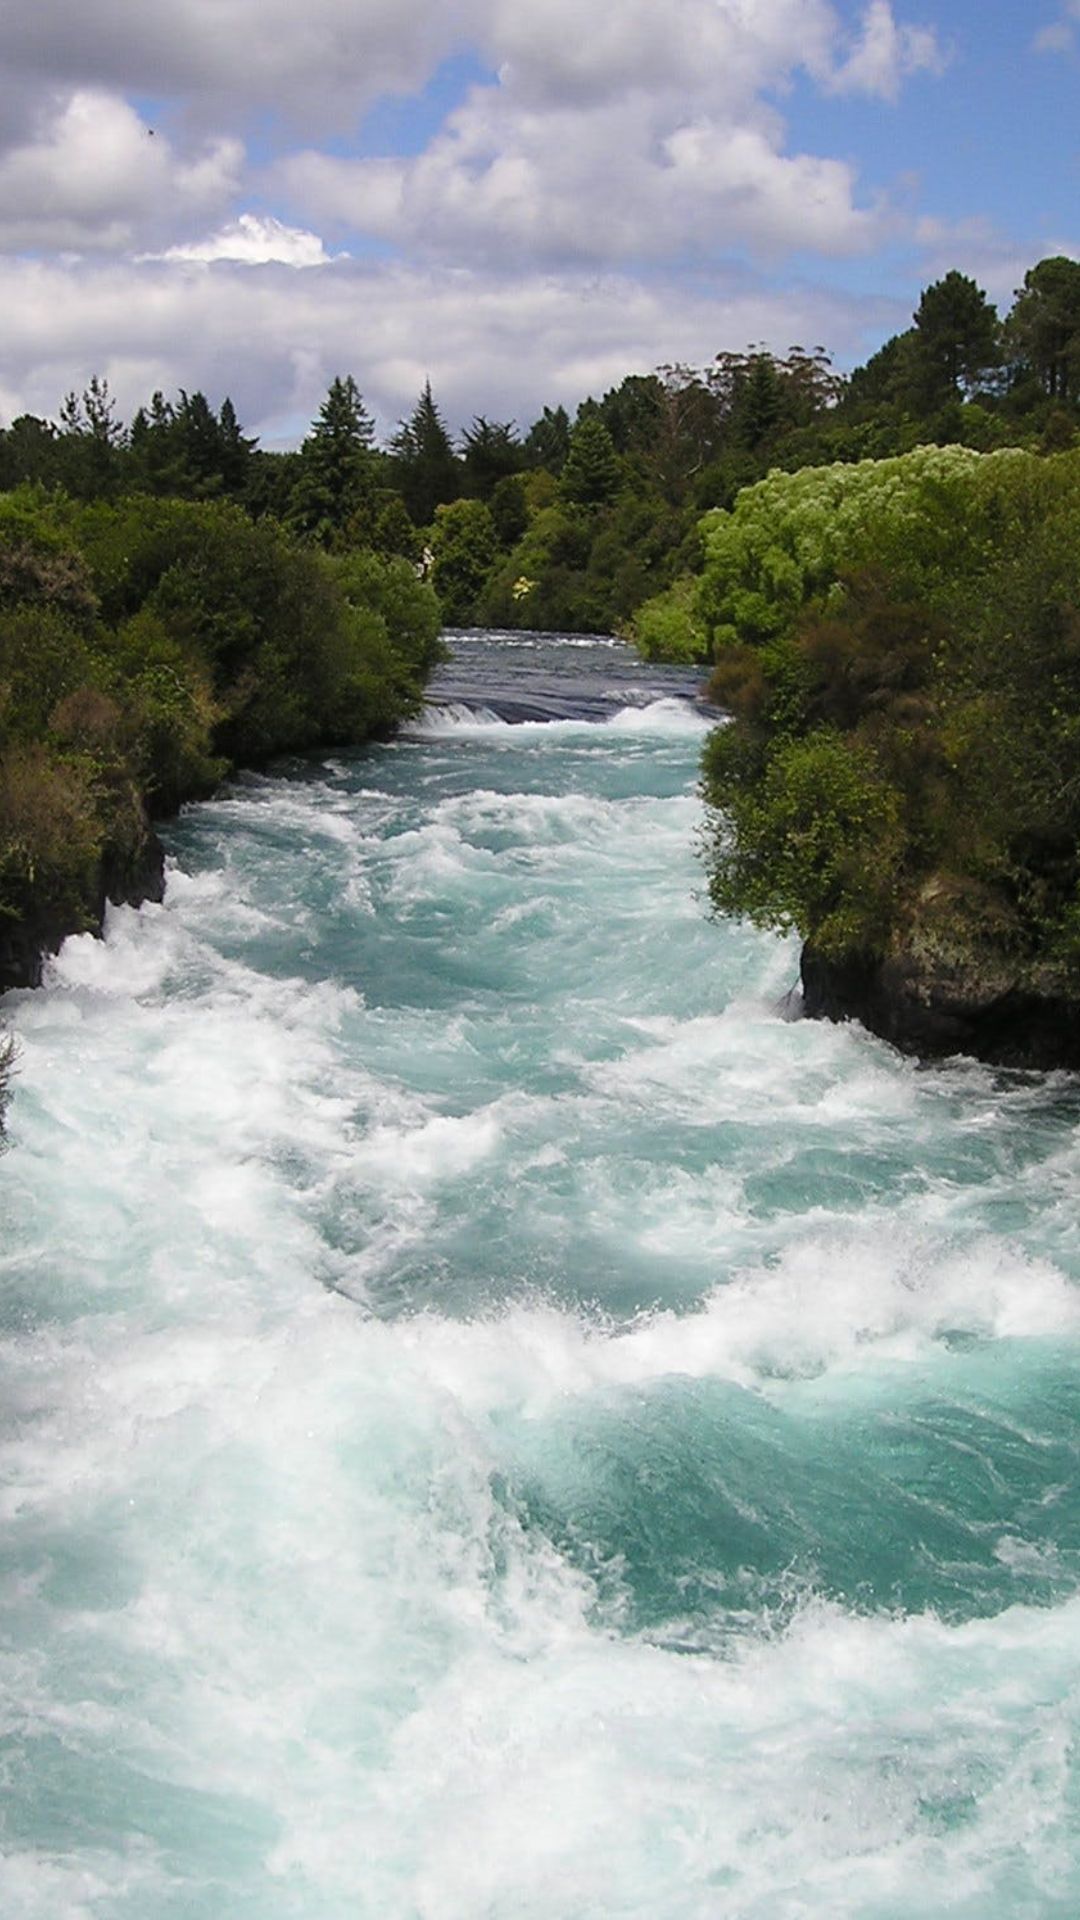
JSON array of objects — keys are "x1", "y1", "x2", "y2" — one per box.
[{"x1": 2, "y1": 632, "x2": 1079, "y2": 1918}]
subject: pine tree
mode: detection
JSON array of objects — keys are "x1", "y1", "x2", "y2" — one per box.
[
  {"x1": 289, "y1": 375, "x2": 377, "y2": 545},
  {"x1": 559, "y1": 415, "x2": 623, "y2": 508},
  {"x1": 912, "y1": 271, "x2": 1000, "y2": 403},
  {"x1": 1008, "y1": 257, "x2": 1080, "y2": 404},
  {"x1": 524, "y1": 405, "x2": 571, "y2": 474},
  {"x1": 391, "y1": 381, "x2": 461, "y2": 526},
  {"x1": 460, "y1": 416, "x2": 523, "y2": 499}
]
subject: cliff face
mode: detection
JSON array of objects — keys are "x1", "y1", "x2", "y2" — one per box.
[
  {"x1": 0, "y1": 820, "x2": 165, "y2": 994},
  {"x1": 800, "y1": 878, "x2": 1080, "y2": 1069}
]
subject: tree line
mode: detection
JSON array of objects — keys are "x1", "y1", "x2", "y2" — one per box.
[
  {"x1": 1, "y1": 255, "x2": 1078, "y2": 646},
  {"x1": 2, "y1": 247, "x2": 1080, "y2": 1102}
]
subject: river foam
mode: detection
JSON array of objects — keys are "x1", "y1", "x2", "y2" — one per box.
[{"x1": 2, "y1": 634, "x2": 1079, "y2": 1917}]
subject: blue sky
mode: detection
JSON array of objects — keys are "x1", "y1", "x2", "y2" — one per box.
[{"x1": 0, "y1": 0, "x2": 1075, "y2": 444}]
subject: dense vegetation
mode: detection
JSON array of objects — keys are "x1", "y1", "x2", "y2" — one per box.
[
  {"x1": 2, "y1": 257, "x2": 1077, "y2": 651},
  {"x1": 0, "y1": 486, "x2": 440, "y2": 1002},
  {"x1": 614, "y1": 257, "x2": 1080, "y2": 1057},
  {"x1": 2, "y1": 248, "x2": 1080, "y2": 1080},
  {"x1": 679, "y1": 444, "x2": 1080, "y2": 1047}
]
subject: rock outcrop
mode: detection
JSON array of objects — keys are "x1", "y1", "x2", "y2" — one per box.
[
  {"x1": 0, "y1": 824, "x2": 165, "y2": 994},
  {"x1": 800, "y1": 876, "x2": 1080, "y2": 1069}
]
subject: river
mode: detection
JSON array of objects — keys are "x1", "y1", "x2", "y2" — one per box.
[{"x1": 2, "y1": 632, "x2": 1079, "y2": 1918}]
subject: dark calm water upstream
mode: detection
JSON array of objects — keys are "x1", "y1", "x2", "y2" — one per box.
[{"x1": 2, "y1": 632, "x2": 1079, "y2": 1918}]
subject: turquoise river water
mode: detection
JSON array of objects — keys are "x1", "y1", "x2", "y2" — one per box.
[{"x1": 1, "y1": 632, "x2": 1079, "y2": 1918}]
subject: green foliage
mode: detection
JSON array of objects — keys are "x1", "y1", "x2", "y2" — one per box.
[
  {"x1": 391, "y1": 381, "x2": 461, "y2": 526},
  {"x1": 559, "y1": 417, "x2": 623, "y2": 508},
  {"x1": 695, "y1": 444, "x2": 1080, "y2": 967},
  {"x1": 1007, "y1": 257, "x2": 1080, "y2": 404},
  {"x1": 288, "y1": 376, "x2": 376, "y2": 545},
  {"x1": 0, "y1": 742, "x2": 103, "y2": 926},
  {"x1": 632, "y1": 576, "x2": 707, "y2": 661},
  {"x1": 430, "y1": 498, "x2": 498, "y2": 625},
  {"x1": 0, "y1": 483, "x2": 442, "y2": 979},
  {"x1": 703, "y1": 725, "x2": 904, "y2": 956},
  {"x1": 693, "y1": 445, "x2": 999, "y2": 653},
  {"x1": 912, "y1": 271, "x2": 1001, "y2": 404},
  {"x1": 333, "y1": 548, "x2": 443, "y2": 707},
  {"x1": 524, "y1": 406, "x2": 571, "y2": 474},
  {"x1": 490, "y1": 474, "x2": 529, "y2": 547},
  {"x1": 460, "y1": 418, "x2": 524, "y2": 499}
]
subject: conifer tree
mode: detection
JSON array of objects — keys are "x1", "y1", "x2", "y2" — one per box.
[
  {"x1": 524, "y1": 405, "x2": 571, "y2": 474},
  {"x1": 289, "y1": 375, "x2": 376, "y2": 545},
  {"x1": 559, "y1": 415, "x2": 623, "y2": 507},
  {"x1": 912, "y1": 271, "x2": 1000, "y2": 402},
  {"x1": 391, "y1": 381, "x2": 461, "y2": 526},
  {"x1": 1008, "y1": 257, "x2": 1080, "y2": 404}
]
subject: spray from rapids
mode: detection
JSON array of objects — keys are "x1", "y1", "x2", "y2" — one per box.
[{"x1": 2, "y1": 633, "x2": 1079, "y2": 1920}]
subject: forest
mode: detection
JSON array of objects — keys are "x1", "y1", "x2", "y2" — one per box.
[{"x1": 1, "y1": 250, "x2": 1080, "y2": 1078}]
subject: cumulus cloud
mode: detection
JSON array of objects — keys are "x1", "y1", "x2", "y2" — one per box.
[
  {"x1": 0, "y1": 89, "x2": 240, "y2": 252},
  {"x1": 0, "y1": 3, "x2": 947, "y2": 271},
  {"x1": 275, "y1": 6, "x2": 926, "y2": 270},
  {"x1": 828, "y1": 0, "x2": 945, "y2": 99},
  {"x1": 0, "y1": 1, "x2": 944, "y2": 120},
  {"x1": 0, "y1": 253, "x2": 895, "y2": 442},
  {"x1": 148, "y1": 213, "x2": 334, "y2": 268},
  {"x1": 0, "y1": 0, "x2": 462, "y2": 129},
  {"x1": 0, "y1": 0, "x2": 949, "y2": 428}
]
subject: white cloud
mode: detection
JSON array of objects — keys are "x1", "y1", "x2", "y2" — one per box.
[
  {"x1": 1033, "y1": 4, "x2": 1080, "y2": 54},
  {"x1": 0, "y1": 253, "x2": 896, "y2": 443},
  {"x1": 828, "y1": 0, "x2": 945, "y2": 100},
  {"x1": 0, "y1": 0, "x2": 463, "y2": 129},
  {"x1": 0, "y1": 1, "x2": 945, "y2": 127},
  {"x1": 149, "y1": 213, "x2": 334, "y2": 268},
  {"x1": 277, "y1": 39, "x2": 892, "y2": 270},
  {"x1": 0, "y1": 89, "x2": 241, "y2": 252},
  {"x1": 0, "y1": 3, "x2": 948, "y2": 274},
  {"x1": 0, "y1": 1, "x2": 950, "y2": 431}
]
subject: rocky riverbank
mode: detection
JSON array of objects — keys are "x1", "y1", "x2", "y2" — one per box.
[{"x1": 800, "y1": 883, "x2": 1080, "y2": 1069}]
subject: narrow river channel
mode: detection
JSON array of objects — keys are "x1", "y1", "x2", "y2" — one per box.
[{"x1": 2, "y1": 632, "x2": 1079, "y2": 1918}]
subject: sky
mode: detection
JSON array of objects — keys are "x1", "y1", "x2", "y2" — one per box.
[{"x1": 0, "y1": 0, "x2": 1076, "y2": 447}]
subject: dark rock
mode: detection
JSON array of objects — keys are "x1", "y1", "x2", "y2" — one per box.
[
  {"x1": 0, "y1": 827, "x2": 166, "y2": 995},
  {"x1": 801, "y1": 940, "x2": 1080, "y2": 1070}
]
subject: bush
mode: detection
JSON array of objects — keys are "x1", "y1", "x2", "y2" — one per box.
[
  {"x1": 695, "y1": 445, "x2": 1080, "y2": 963},
  {"x1": 703, "y1": 726, "x2": 905, "y2": 957},
  {"x1": 0, "y1": 743, "x2": 103, "y2": 925},
  {"x1": 633, "y1": 576, "x2": 707, "y2": 660}
]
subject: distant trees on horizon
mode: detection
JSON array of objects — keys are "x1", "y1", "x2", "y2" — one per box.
[{"x1": 1, "y1": 252, "x2": 1078, "y2": 635}]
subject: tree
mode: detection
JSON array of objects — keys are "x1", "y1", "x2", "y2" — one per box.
[
  {"x1": 912, "y1": 271, "x2": 1000, "y2": 403},
  {"x1": 844, "y1": 331, "x2": 918, "y2": 413},
  {"x1": 1008, "y1": 256, "x2": 1080, "y2": 404},
  {"x1": 429, "y1": 498, "x2": 498, "y2": 625},
  {"x1": 490, "y1": 473, "x2": 529, "y2": 547},
  {"x1": 289, "y1": 375, "x2": 376, "y2": 545},
  {"x1": 391, "y1": 381, "x2": 461, "y2": 525},
  {"x1": 217, "y1": 397, "x2": 257, "y2": 496},
  {"x1": 0, "y1": 416, "x2": 61, "y2": 491},
  {"x1": 598, "y1": 374, "x2": 665, "y2": 455},
  {"x1": 56, "y1": 376, "x2": 125, "y2": 496},
  {"x1": 460, "y1": 416, "x2": 523, "y2": 498},
  {"x1": 559, "y1": 415, "x2": 623, "y2": 508},
  {"x1": 734, "y1": 354, "x2": 785, "y2": 451},
  {"x1": 523, "y1": 405, "x2": 571, "y2": 474}
]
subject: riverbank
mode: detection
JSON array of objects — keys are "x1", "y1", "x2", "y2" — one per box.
[{"x1": 0, "y1": 488, "x2": 443, "y2": 997}]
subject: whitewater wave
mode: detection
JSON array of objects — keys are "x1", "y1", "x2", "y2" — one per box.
[{"x1": 410, "y1": 696, "x2": 710, "y2": 740}]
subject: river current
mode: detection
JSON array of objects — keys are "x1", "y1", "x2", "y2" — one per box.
[{"x1": 2, "y1": 632, "x2": 1079, "y2": 1918}]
